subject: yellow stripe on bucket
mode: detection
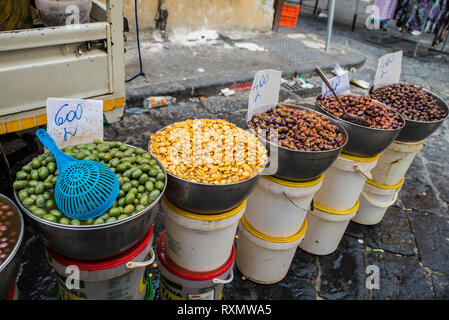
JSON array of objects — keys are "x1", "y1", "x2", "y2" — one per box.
[
  {"x1": 240, "y1": 215, "x2": 307, "y2": 243},
  {"x1": 340, "y1": 153, "x2": 380, "y2": 162},
  {"x1": 163, "y1": 196, "x2": 247, "y2": 221},
  {"x1": 265, "y1": 174, "x2": 324, "y2": 188},
  {"x1": 366, "y1": 177, "x2": 405, "y2": 190},
  {"x1": 313, "y1": 200, "x2": 360, "y2": 215}
]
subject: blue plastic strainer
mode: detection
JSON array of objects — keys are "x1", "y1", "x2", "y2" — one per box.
[{"x1": 36, "y1": 129, "x2": 119, "y2": 220}]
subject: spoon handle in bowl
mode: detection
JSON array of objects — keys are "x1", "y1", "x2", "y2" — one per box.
[{"x1": 35, "y1": 129, "x2": 76, "y2": 172}]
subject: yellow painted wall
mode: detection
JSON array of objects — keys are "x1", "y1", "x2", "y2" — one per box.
[{"x1": 102, "y1": 0, "x2": 274, "y2": 32}]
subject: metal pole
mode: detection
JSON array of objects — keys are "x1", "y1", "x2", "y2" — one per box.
[
  {"x1": 352, "y1": 0, "x2": 360, "y2": 32},
  {"x1": 325, "y1": 0, "x2": 335, "y2": 52}
]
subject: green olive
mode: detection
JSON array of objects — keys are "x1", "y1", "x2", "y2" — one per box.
[
  {"x1": 156, "y1": 172, "x2": 165, "y2": 181},
  {"x1": 145, "y1": 181, "x2": 154, "y2": 192},
  {"x1": 23, "y1": 197, "x2": 35, "y2": 207},
  {"x1": 132, "y1": 169, "x2": 143, "y2": 179},
  {"x1": 71, "y1": 219, "x2": 81, "y2": 226},
  {"x1": 18, "y1": 189, "x2": 29, "y2": 200},
  {"x1": 36, "y1": 195, "x2": 46, "y2": 207},
  {"x1": 16, "y1": 171, "x2": 29, "y2": 180},
  {"x1": 135, "y1": 204, "x2": 146, "y2": 212},
  {"x1": 124, "y1": 204, "x2": 135, "y2": 214},
  {"x1": 47, "y1": 162, "x2": 56, "y2": 173},
  {"x1": 118, "y1": 214, "x2": 129, "y2": 220},
  {"x1": 121, "y1": 182, "x2": 132, "y2": 193},
  {"x1": 35, "y1": 182, "x2": 45, "y2": 194},
  {"x1": 109, "y1": 207, "x2": 122, "y2": 217},
  {"x1": 59, "y1": 217, "x2": 71, "y2": 225},
  {"x1": 38, "y1": 167, "x2": 49, "y2": 180},
  {"x1": 13, "y1": 180, "x2": 28, "y2": 190},
  {"x1": 32, "y1": 158, "x2": 42, "y2": 169},
  {"x1": 22, "y1": 165, "x2": 32, "y2": 173},
  {"x1": 125, "y1": 192, "x2": 135, "y2": 205},
  {"x1": 50, "y1": 209, "x2": 63, "y2": 218},
  {"x1": 43, "y1": 214, "x2": 57, "y2": 222},
  {"x1": 155, "y1": 181, "x2": 165, "y2": 191},
  {"x1": 34, "y1": 208, "x2": 47, "y2": 217},
  {"x1": 106, "y1": 217, "x2": 117, "y2": 223},
  {"x1": 149, "y1": 190, "x2": 161, "y2": 200}
]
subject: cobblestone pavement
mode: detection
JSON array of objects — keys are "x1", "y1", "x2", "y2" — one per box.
[{"x1": 4, "y1": 5, "x2": 449, "y2": 300}]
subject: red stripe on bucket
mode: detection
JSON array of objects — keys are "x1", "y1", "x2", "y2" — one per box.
[
  {"x1": 4, "y1": 283, "x2": 16, "y2": 300},
  {"x1": 157, "y1": 230, "x2": 235, "y2": 281},
  {"x1": 46, "y1": 226, "x2": 153, "y2": 271}
]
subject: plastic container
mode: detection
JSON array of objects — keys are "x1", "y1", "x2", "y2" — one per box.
[
  {"x1": 157, "y1": 231, "x2": 234, "y2": 300},
  {"x1": 236, "y1": 215, "x2": 307, "y2": 284},
  {"x1": 352, "y1": 178, "x2": 404, "y2": 225},
  {"x1": 57, "y1": 277, "x2": 154, "y2": 300},
  {"x1": 280, "y1": 4, "x2": 300, "y2": 27},
  {"x1": 46, "y1": 226, "x2": 155, "y2": 300},
  {"x1": 244, "y1": 174, "x2": 323, "y2": 238},
  {"x1": 299, "y1": 201, "x2": 359, "y2": 255},
  {"x1": 36, "y1": 0, "x2": 92, "y2": 27},
  {"x1": 313, "y1": 153, "x2": 379, "y2": 210},
  {"x1": 370, "y1": 139, "x2": 426, "y2": 186},
  {"x1": 162, "y1": 197, "x2": 246, "y2": 272}
]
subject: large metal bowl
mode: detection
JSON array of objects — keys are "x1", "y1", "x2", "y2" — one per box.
[
  {"x1": 149, "y1": 124, "x2": 268, "y2": 214},
  {"x1": 13, "y1": 144, "x2": 167, "y2": 261},
  {"x1": 315, "y1": 94, "x2": 406, "y2": 157},
  {"x1": 368, "y1": 84, "x2": 449, "y2": 142},
  {"x1": 0, "y1": 194, "x2": 24, "y2": 299},
  {"x1": 247, "y1": 104, "x2": 348, "y2": 182},
  {"x1": 162, "y1": 169, "x2": 265, "y2": 214}
]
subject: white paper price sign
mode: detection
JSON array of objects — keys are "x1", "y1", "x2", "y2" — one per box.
[
  {"x1": 374, "y1": 51, "x2": 403, "y2": 89},
  {"x1": 246, "y1": 69, "x2": 282, "y2": 122},
  {"x1": 46, "y1": 98, "x2": 103, "y2": 149},
  {"x1": 321, "y1": 71, "x2": 351, "y2": 96}
]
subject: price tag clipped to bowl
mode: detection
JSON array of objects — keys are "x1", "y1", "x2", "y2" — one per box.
[
  {"x1": 46, "y1": 98, "x2": 103, "y2": 149},
  {"x1": 246, "y1": 69, "x2": 282, "y2": 122},
  {"x1": 246, "y1": 69, "x2": 282, "y2": 176},
  {"x1": 373, "y1": 50, "x2": 403, "y2": 90},
  {"x1": 321, "y1": 71, "x2": 351, "y2": 97}
]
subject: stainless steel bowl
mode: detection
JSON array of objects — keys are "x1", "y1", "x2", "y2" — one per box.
[
  {"x1": 13, "y1": 145, "x2": 167, "y2": 261},
  {"x1": 315, "y1": 94, "x2": 406, "y2": 157},
  {"x1": 149, "y1": 123, "x2": 268, "y2": 214},
  {"x1": 369, "y1": 84, "x2": 449, "y2": 142},
  {"x1": 0, "y1": 194, "x2": 24, "y2": 299},
  {"x1": 162, "y1": 167, "x2": 265, "y2": 214},
  {"x1": 247, "y1": 104, "x2": 348, "y2": 182}
]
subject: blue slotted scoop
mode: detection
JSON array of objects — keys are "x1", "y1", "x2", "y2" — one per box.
[{"x1": 36, "y1": 129, "x2": 119, "y2": 220}]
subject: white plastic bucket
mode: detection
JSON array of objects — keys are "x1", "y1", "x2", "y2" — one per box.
[
  {"x1": 46, "y1": 227, "x2": 155, "y2": 300},
  {"x1": 236, "y1": 215, "x2": 307, "y2": 284},
  {"x1": 157, "y1": 231, "x2": 234, "y2": 300},
  {"x1": 244, "y1": 174, "x2": 323, "y2": 238},
  {"x1": 370, "y1": 139, "x2": 426, "y2": 186},
  {"x1": 313, "y1": 153, "x2": 379, "y2": 210},
  {"x1": 299, "y1": 201, "x2": 359, "y2": 255},
  {"x1": 352, "y1": 178, "x2": 404, "y2": 225},
  {"x1": 162, "y1": 197, "x2": 246, "y2": 272}
]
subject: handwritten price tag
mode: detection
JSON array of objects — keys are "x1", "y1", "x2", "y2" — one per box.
[
  {"x1": 46, "y1": 98, "x2": 103, "y2": 149},
  {"x1": 374, "y1": 51, "x2": 402, "y2": 89},
  {"x1": 321, "y1": 71, "x2": 351, "y2": 96},
  {"x1": 246, "y1": 70, "x2": 282, "y2": 122}
]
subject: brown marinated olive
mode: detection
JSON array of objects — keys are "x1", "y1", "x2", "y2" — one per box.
[
  {"x1": 370, "y1": 83, "x2": 446, "y2": 122},
  {"x1": 248, "y1": 105, "x2": 346, "y2": 152},
  {"x1": 317, "y1": 94, "x2": 403, "y2": 130},
  {"x1": 0, "y1": 200, "x2": 20, "y2": 266}
]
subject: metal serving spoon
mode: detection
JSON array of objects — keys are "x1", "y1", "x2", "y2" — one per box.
[{"x1": 315, "y1": 66, "x2": 369, "y2": 126}]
